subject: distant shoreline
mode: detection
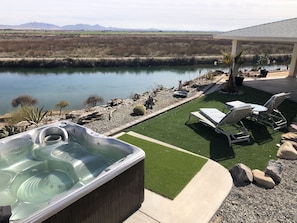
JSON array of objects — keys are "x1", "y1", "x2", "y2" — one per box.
[
  {"x1": 0, "y1": 54, "x2": 291, "y2": 69},
  {"x1": 0, "y1": 56, "x2": 222, "y2": 68}
]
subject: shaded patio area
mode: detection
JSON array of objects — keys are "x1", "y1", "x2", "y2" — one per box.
[{"x1": 243, "y1": 71, "x2": 297, "y2": 103}]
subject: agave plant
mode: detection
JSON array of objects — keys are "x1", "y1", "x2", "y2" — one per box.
[{"x1": 23, "y1": 106, "x2": 48, "y2": 126}]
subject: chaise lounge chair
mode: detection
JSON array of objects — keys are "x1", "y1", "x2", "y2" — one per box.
[
  {"x1": 186, "y1": 105, "x2": 252, "y2": 146},
  {"x1": 251, "y1": 92, "x2": 290, "y2": 131}
]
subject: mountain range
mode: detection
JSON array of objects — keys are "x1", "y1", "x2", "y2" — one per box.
[{"x1": 0, "y1": 22, "x2": 159, "y2": 31}]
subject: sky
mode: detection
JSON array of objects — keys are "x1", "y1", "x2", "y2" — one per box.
[{"x1": 1, "y1": 0, "x2": 297, "y2": 31}]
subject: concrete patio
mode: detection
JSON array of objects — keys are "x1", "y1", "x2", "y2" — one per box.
[{"x1": 244, "y1": 71, "x2": 297, "y2": 103}]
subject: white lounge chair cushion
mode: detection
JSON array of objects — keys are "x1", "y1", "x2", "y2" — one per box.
[
  {"x1": 200, "y1": 108, "x2": 225, "y2": 125},
  {"x1": 226, "y1": 100, "x2": 247, "y2": 108}
]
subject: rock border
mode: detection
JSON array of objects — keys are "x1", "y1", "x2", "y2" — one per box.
[{"x1": 229, "y1": 116, "x2": 297, "y2": 189}]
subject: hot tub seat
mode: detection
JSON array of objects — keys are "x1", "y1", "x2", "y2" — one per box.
[{"x1": 33, "y1": 141, "x2": 110, "y2": 183}]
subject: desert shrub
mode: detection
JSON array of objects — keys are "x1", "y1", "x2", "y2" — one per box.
[
  {"x1": 84, "y1": 95, "x2": 104, "y2": 107},
  {"x1": 133, "y1": 104, "x2": 146, "y2": 116},
  {"x1": 0, "y1": 32, "x2": 293, "y2": 68},
  {"x1": 11, "y1": 95, "x2": 38, "y2": 107},
  {"x1": 9, "y1": 107, "x2": 28, "y2": 124},
  {"x1": 55, "y1": 100, "x2": 70, "y2": 115},
  {"x1": 205, "y1": 71, "x2": 214, "y2": 80}
]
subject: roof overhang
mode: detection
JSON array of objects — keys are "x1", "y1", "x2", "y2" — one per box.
[
  {"x1": 213, "y1": 18, "x2": 297, "y2": 44},
  {"x1": 214, "y1": 35, "x2": 297, "y2": 44}
]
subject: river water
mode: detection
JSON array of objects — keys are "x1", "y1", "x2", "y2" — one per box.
[{"x1": 0, "y1": 64, "x2": 286, "y2": 115}]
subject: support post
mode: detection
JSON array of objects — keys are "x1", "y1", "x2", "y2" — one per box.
[
  {"x1": 289, "y1": 43, "x2": 297, "y2": 77},
  {"x1": 231, "y1": 40, "x2": 242, "y2": 56},
  {"x1": 231, "y1": 40, "x2": 242, "y2": 76}
]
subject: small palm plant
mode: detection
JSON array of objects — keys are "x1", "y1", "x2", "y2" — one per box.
[
  {"x1": 222, "y1": 50, "x2": 244, "y2": 93},
  {"x1": 84, "y1": 95, "x2": 104, "y2": 107}
]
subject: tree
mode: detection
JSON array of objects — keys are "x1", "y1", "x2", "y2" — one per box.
[
  {"x1": 222, "y1": 51, "x2": 244, "y2": 93},
  {"x1": 84, "y1": 95, "x2": 104, "y2": 107},
  {"x1": 257, "y1": 53, "x2": 270, "y2": 67},
  {"x1": 11, "y1": 95, "x2": 38, "y2": 107},
  {"x1": 55, "y1": 100, "x2": 70, "y2": 115}
]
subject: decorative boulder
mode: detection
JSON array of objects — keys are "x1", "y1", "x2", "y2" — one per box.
[
  {"x1": 108, "y1": 98, "x2": 123, "y2": 107},
  {"x1": 277, "y1": 141, "x2": 297, "y2": 160},
  {"x1": 265, "y1": 160, "x2": 283, "y2": 184},
  {"x1": 65, "y1": 113, "x2": 79, "y2": 120},
  {"x1": 252, "y1": 169, "x2": 275, "y2": 189},
  {"x1": 229, "y1": 163, "x2": 253, "y2": 186},
  {"x1": 132, "y1": 93, "x2": 141, "y2": 101},
  {"x1": 288, "y1": 123, "x2": 297, "y2": 133},
  {"x1": 281, "y1": 140, "x2": 297, "y2": 149},
  {"x1": 77, "y1": 111, "x2": 104, "y2": 125},
  {"x1": 281, "y1": 132, "x2": 297, "y2": 142},
  {"x1": 15, "y1": 121, "x2": 31, "y2": 132}
]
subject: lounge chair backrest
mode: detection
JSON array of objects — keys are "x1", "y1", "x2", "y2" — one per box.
[
  {"x1": 263, "y1": 92, "x2": 290, "y2": 114},
  {"x1": 218, "y1": 105, "x2": 252, "y2": 126}
]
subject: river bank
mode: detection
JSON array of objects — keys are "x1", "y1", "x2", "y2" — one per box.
[
  {"x1": 0, "y1": 73, "x2": 218, "y2": 131},
  {"x1": 0, "y1": 54, "x2": 291, "y2": 68},
  {"x1": 0, "y1": 56, "x2": 221, "y2": 68}
]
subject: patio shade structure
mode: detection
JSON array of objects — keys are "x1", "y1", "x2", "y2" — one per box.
[{"x1": 213, "y1": 18, "x2": 297, "y2": 77}]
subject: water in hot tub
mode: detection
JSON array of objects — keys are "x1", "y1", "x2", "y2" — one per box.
[{"x1": 0, "y1": 135, "x2": 130, "y2": 220}]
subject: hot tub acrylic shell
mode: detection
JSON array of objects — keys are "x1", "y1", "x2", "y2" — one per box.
[{"x1": 0, "y1": 121, "x2": 145, "y2": 223}]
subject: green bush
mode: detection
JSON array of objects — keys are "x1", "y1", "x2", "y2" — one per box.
[
  {"x1": 9, "y1": 107, "x2": 28, "y2": 124},
  {"x1": 205, "y1": 71, "x2": 214, "y2": 80},
  {"x1": 133, "y1": 104, "x2": 146, "y2": 116}
]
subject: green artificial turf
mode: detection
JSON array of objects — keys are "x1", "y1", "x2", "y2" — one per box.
[
  {"x1": 126, "y1": 85, "x2": 297, "y2": 170},
  {"x1": 118, "y1": 133, "x2": 207, "y2": 200}
]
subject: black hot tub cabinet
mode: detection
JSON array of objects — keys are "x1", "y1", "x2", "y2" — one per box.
[{"x1": 0, "y1": 121, "x2": 145, "y2": 223}]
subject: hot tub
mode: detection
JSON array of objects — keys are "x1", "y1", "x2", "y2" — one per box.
[{"x1": 0, "y1": 121, "x2": 145, "y2": 223}]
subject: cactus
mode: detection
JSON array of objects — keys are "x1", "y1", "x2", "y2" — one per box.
[{"x1": 133, "y1": 104, "x2": 146, "y2": 116}]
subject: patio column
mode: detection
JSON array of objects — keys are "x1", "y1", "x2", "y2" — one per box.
[
  {"x1": 231, "y1": 40, "x2": 242, "y2": 75},
  {"x1": 289, "y1": 43, "x2": 297, "y2": 77},
  {"x1": 231, "y1": 40, "x2": 242, "y2": 56}
]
